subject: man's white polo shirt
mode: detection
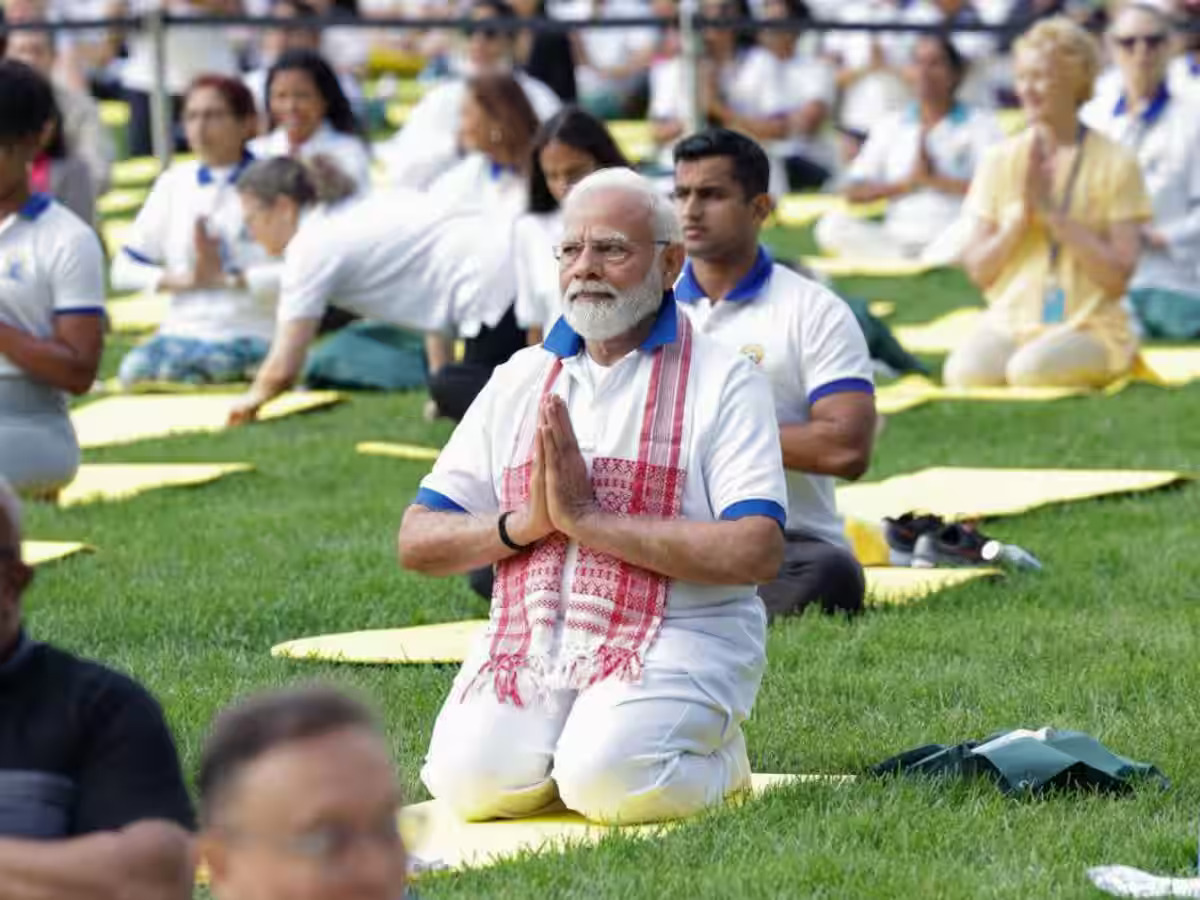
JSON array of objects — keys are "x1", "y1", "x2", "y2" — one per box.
[
  {"x1": 1082, "y1": 82, "x2": 1200, "y2": 296},
  {"x1": 414, "y1": 292, "x2": 789, "y2": 617},
  {"x1": 0, "y1": 194, "x2": 105, "y2": 379},
  {"x1": 675, "y1": 248, "x2": 874, "y2": 548}
]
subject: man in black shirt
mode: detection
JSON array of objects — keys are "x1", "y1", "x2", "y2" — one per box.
[{"x1": 0, "y1": 478, "x2": 195, "y2": 898}]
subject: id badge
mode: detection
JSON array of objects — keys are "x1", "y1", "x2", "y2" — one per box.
[{"x1": 1042, "y1": 283, "x2": 1066, "y2": 325}]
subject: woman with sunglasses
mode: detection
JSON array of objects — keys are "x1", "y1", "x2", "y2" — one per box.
[
  {"x1": 947, "y1": 17, "x2": 1151, "y2": 388},
  {"x1": 1082, "y1": 3, "x2": 1200, "y2": 340}
]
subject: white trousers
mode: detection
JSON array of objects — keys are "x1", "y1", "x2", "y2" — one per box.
[
  {"x1": 942, "y1": 322, "x2": 1118, "y2": 388},
  {"x1": 813, "y1": 211, "x2": 968, "y2": 267},
  {"x1": 421, "y1": 602, "x2": 766, "y2": 825}
]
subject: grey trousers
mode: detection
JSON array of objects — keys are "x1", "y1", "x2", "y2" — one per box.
[
  {"x1": 0, "y1": 377, "x2": 80, "y2": 496},
  {"x1": 758, "y1": 530, "x2": 865, "y2": 621}
]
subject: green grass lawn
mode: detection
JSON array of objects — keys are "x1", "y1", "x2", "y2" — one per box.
[{"x1": 20, "y1": 229, "x2": 1200, "y2": 899}]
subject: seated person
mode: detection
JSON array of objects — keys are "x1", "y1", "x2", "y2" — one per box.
[
  {"x1": 815, "y1": 35, "x2": 1003, "y2": 266},
  {"x1": 248, "y1": 48, "x2": 372, "y2": 194},
  {"x1": 712, "y1": 0, "x2": 838, "y2": 194},
  {"x1": 948, "y1": 18, "x2": 1151, "y2": 388},
  {"x1": 425, "y1": 73, "x2": 542, "y2": 422},
  {"x1": 673, "y1": 129, "x2": 876, "y2": 619},
  {"x1": 567, "y1": 0, "x2": 657, "y2": 119},
  {"x1": 113, "y1": 76, "x2": 277, "y2": 387},
  {"x1": 398, "y1": 168, "x2": 788, "y2": 825},
  {"x1": 0, "y1": 478, "x2": 194, "y2": 898},
  {"x1": 228, "y1": 157, "x2": 514, "y2": 424},
  {"x1": 515, "y1": 106, "x2": 630, "y2": 346},
  {"x1": 379, "y1": 0, "x2": 562, "y2": 190},
  {"x1": 1082, "y1": 3, "x2": 1200, "y2": 340},
  {"x1": 30, "y1": 94, "x2": 95, "y2": 227},
  {"x1": 0, "y1": 61, "x2": 105, "y2": 497},
  {"x1": 197, "y1": 685, "x2": 409, "y2": 900}
]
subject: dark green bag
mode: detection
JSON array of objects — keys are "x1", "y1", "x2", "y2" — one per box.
[
  {"x1": 844, "y1": 296, "x2": 930, "y2": 376},
  {"x1": 302, "y1": 321, "x2": 429, "y2": 392},
  {"x1": 870, "y1": 729, "x2": 1169, "y2": 796}
]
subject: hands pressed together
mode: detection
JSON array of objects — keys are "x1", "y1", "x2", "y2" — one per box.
[{"x1": 507, "y1": 394, "x2": 597, "y2": 548}]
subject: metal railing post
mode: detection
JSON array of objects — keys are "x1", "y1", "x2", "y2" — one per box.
[
  {"x1": 148, "y1": 6, "x2": 172, "y2": 168},
  {"x1": 678, "y1": 0, "x2": 704, "y2": 137}
]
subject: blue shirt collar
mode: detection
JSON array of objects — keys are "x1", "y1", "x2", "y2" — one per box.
[
  {"x1": 488, "y1": 159, "x2": 518, "y2": 180},
  {"x1": 1114, "y1": 80, "x2": 1170, "y2": 124},
  {"x1": 675, "y1": 245, "x2": 773, "y2": 304},
  {"x1": 18, "y1": 194, "x2": 52, "y2": 221},
  {"x1": 197, "y1": 149, "x2": 256, "y2": 186},
  {"x1": 543, "y1": 290, "x2": 679, "y2": 358},
  {"x1": 904, "y1": 101, "x2": 969, "y2": 125}
]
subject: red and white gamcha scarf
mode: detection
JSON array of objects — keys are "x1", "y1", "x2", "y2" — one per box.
[{"x1": 466, "y1": 312, "x2": 695, "y2": 707}]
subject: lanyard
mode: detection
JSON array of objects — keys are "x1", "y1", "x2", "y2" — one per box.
[{"x1": 1047, "y1": 126, "x2": 1088, "y2": 271}]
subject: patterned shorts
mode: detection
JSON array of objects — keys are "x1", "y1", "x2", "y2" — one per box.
[{"x1": 118, "y1": 334, "x2": 270, "y2": 386}]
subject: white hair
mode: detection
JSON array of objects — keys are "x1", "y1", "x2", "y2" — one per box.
[{"x1": 562, "y1": 167, "x2": 682, "y2": 243}]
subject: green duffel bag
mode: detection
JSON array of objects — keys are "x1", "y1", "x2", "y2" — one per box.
[
  {"x1": 302, "y1": 321, "x2": 429, "y2": 392},
  {"x1": 869, "y1": 727, "x2": 1168, "y2": 796}
]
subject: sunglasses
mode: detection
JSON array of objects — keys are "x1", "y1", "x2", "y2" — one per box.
[{"x1": 1114, "y1": 33, "x2": 1169, "y2": 51}]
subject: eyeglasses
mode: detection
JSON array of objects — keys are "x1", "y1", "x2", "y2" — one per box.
[
  {"x1": 1114, "y1": 33, "x2": 1168, "y2": 51},
  {"x1": 553, "y1": 239, "x2": 669, "y2": 265}
]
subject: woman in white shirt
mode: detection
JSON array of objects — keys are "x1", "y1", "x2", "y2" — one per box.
[
  {"x1": 815, "y1": 35, "x2": 1003, "y2": 266},
  {"x1": 0, "y1": 61, "x2": 105, "y2": 496},
  {"x1": 113, "y1": 76, "x2": 277, "y2": 388},
  {"x1": 248, "y1": 48, "x2": 373, "y2": 194},
  {"x1": 424, "y1": 73, "x2": 543, "y2": 422},
  {"x1": 228, "y1": 157, "x2": 512, "y2": 425},
  {"x1": 514, "y1": 105, "x2": 630, "y2": 344}
]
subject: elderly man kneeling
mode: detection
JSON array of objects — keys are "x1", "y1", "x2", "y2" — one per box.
[{"x1": 398, "y1": 168, "x2": 788, "y2": 825}]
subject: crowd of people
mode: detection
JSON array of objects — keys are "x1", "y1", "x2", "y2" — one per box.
[{"x1": 1, "y1": 0, "x2": 1198, "y2": 893}]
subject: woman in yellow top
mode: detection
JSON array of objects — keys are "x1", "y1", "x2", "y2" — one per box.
[{"x1": 947, "y1": 17, "x2": 1152, "y2": 388}]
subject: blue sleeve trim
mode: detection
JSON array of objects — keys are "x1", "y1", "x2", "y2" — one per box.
[
  {"x1": 808, "y1": 377, "x2": 875, "y2": 405},
  {"x1": 413, "y1": 487, "x2": 467, "y2": 513},
  {"x1": 54, "y1": 307, "x2": 106, "y2": 317},
  {"x1": 720, "y1": 499, "x2": 787, "y2": 528},
  {"x1": 121, "y1": 246, "x2": 160, "y2": 266}
]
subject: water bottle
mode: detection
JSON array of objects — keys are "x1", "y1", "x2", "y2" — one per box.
[{"x1": 980, "y1": 540, "x2": 1043, "y2": 571}]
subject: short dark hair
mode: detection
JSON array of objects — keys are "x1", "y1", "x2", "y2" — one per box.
[
  {"x1": 673, "y1": 128, "x2": 770, "y2": 199},
  {"x1": 473, "y1": 0, "x2": 516, "y2": 19},
  {"x1": 529, "y1": 106, "x2": 630, "y2": 214},
  {"x1": 266, "y1": 48, "x2": 363, "y2": 140},
  {"x1": 187, "y1": 74, "x2": 258, "y2": 123},
  {"x1": 917, "y1": 32, "x2": 968, "y2": 84},
  {"x1": 198, "y1": 685, "x2": 381, "y2": 827},
  {"x1": 0, "y1": 60, "x2": 55, "y2": 144}
]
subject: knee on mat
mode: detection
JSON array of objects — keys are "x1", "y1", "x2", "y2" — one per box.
[
  {"x1": 422, "y1": 742, "x2": 549, "y2": 821},
  {"x1": 553, "y1": 744, "x2": 697, "y2": 824}
]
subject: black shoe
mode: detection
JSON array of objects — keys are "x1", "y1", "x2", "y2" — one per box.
[
  {"x1": 883, "y1": 512, "x2": 945, "y2": 565},
  {"x1": 912, "y1": 522, "x2": 992, "y2": 568}
]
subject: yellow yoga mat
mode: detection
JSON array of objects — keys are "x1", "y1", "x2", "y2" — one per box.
[
  {"x1": 111, "y1": 156, "x2": 164, "y2": 188},
  {"x1": 402, "y1": 773, "x2": 848, "y2": 872},
  {"x1": 23, "y1": 541, "x2": 93, "y2": 566},
  {"x1": 869, "y1": 301, "x2": 896, "y2": 318},
  {"x1": 72, "y1": 391, "x2": 344, "y2": 449},
  {"x1": 893, "y1": 308, "x2": 983, "y2": 354},
  {"x1": 875, "y1": 375, "x2": 1091, "y2": 412},
  {"x1": 101, "y1": 218, "x2": 134, "y2": 258},
  {"x1": 800, "y1": 256, "x2": 939, "y2": 278},
  {"x1": 608, "y1": 120, "x2": 655, "y2": 164},
  {"x1": 97, "y1": 187, "x2": 150, "y2": 218},
  {"x1": 837, "y1": 466, "x2": 1188, "y2": 524},
  {"x1": 357, "y1": 441, "x2": 441, "y2": 462},
  {"x1": 106, "y1": 293, "x2": 166, "y2": 333},
  {"x1": 56, "y1": 463, "x2": 253, "y2": 508},
  {"x1": 1141, "y1": 347, "x2": 1200, "y2": 387},
  {"x1": 99, "y1": 100, "x2": 131, "y2": 129},
  {"x1": 775, "y1": 195, "x2": 888, "y2": 228},
  {"x1": 272, "y1": 566, "x2": 994, "y2": 665}
]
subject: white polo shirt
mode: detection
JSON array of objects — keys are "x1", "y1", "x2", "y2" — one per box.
[
  {"x1": 380, "y1": 73, "x2": 562, "y2": 190},
  {"x1": 649, "y1": 55, "x2": 743, "y2": 170},
  {"x1": 675, "y1": 248, "x2": 873, "y2": 547},
  {"x1": 1082, "y1": 83, "x2": 1200, "y2": 296},
  {"x1": 0, "y1": 195, "x2": 105, "y2": 380},
  {"x1": 558, "y1": 0, "x2": 658, "y2": 99},
  {"x1": 415, "y1": 292, "x2": 788, "y2": 620},
  {"x1": 112, "y1": 155, "x2": 276, "y2": 343},
  {"x1": 821, "y1": 0, "x2": 915, "y2": 134},
  {"x1": 513, "y1": 209, "x2": 562, "y2": 336},
  {"x1": 247, "y1": 123, "x2": 373, "y2": 195},
  {"x1": 848, "y1": 103, "x2": 1004, "y2": 247},
  {"x1": 277, "y1": 189, "x2": 513, "y2": 335},
  {"x1": 426, "y1": 153, "x2": 528, "y2": 223}
]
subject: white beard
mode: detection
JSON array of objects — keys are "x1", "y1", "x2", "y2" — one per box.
[{"x1": 562, "y1": 263, "x2": 664, "y2": 342}]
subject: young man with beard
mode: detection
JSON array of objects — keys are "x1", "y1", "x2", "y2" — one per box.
[
  {"x1": 398, "y1": 167, "x2": 788, "y2": 824},
  {"x1": 673, "y1": 128, "x2": 877, "y2": 619}
]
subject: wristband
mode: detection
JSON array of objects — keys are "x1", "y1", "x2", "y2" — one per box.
[{"x1": 498, "y1": 511, "x2": 534, "y2": 552}]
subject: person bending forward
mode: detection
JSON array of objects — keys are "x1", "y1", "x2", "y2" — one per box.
[{"x1": 398, "y1": 167, "x2": 788, "y2": 825}]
